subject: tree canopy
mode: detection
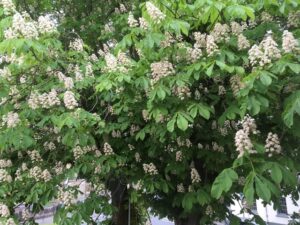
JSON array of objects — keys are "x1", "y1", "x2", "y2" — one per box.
[{"x1": 0, "y1": 0, "x2": 299, "y2": 225}]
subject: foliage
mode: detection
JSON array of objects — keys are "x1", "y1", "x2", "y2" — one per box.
[{"x1": 0, "y1": 0, "x2": 299, "y2": 225}]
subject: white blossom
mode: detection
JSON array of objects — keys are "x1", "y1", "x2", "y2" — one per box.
[
  {"x1": 237, "y1": 34, "x2": 250, "y2": 50},
  {"x1": 29, "y1": 166, "x2": 43, "y2": 181},
  {"x1": 64, "y1": 77, "x2": 74, "y2": 89},
  {"x1": 135, "y1": 152, "x2": 141, "y2": 162},
  {"x1": 191, "y1": 168, "x2": 201, "y2": 183},
  {"x1": 143, "y1": 163, "x2": 158, "y2": 175},
  {"x1": 95, "y1": 165, "x2": 102, "y2": 174},
  {"x1": 0, "y1": 67, "x2": 12, "y2": 80},
  {"x1": 6, "y1": 218, "x2": 16, "y2": 225},
  {"x1": 29, "y1": 89, "x2": 60, "y2": 109},
  {"x1": 58, "y1": 188, "x2": 75, "y2": 207},
  {"x1": 19, "y1": 75, "x2": 26, "y2": 84},
  {"x1": 89, "y1": 54, "x2": 98, "y2": 62},
  {"x1": 205, "y1": 205, "x2": 213, "y2": 216},
  {"x1": 282, "y1": 30, "x2": 298, "y2": 53},
  {"x1": 4, "y1": 27, "x2": 17, "y2": 39},
  {"x1": 194, "y1": 32, "x2": 206, "y2": 48},
  {"x1": 103, "y1": 142, "x2": 114, "y2": 155},
  {"x1": 85, "y1": 63, "x2": 94, "y2": 77},
  {"x1": 74, "y1": 65, "x2": 83, "y2": 81},
  {"x1": 104, "y1": 53, "x2": 118, "y2": 72},
  {"x1": 12, "y1": 13, "x2": 25, "y2": 32},
  {"x1": 211, "y1": 23, "x2": 230, "y2": 43},
  {"x1": 248, "y1": 44, "x2": 263, "y2": 66},
  {"x1": 69, "y1": 38, "x2": 84, "y2": 51},
  {"x1": 139, "y1": 17, "x2": 149, "y2": 29},
  {"x1": 27, "y1": 150, "x2": 42, "y2": 162},
  {"x1": 28, "y1": 92, "x2": 39, "y2": 109},
  {"x1": 177, "y1": 183, "x2": 185, "y2": 193},
  {"x1": 119, "y1": 4, "x2": 127, "y2": 13},
  {"x1": 212, "y1": 142, "x2": 224, "y2": 152},
  {"x1": 41, "y1": 169, "x2": 52, "y2": 182},
  {"x1": 0, "y1": 0, "x2": 15, "y2": 15},
  {"x1": 145, "y1": 2, "x2": 166, "y2": 24},
  {"x1": 261, "y1": 34, "x2": 281, "y2": 62},
  {"x1": 54, "y1": 162, "x2": 64, "y2": 175},
  {"x1": 176, "y1": 151, "x2": 183, "y2": 162},
  {"x1": 0, "y1": 203, "x2": 10, "y2": 217},
  {"x1": 265, "y1": 132, "x2": 281, "y2": 157},
  {"x1": 21, "y1": 22, "x2": 39, "y2": 39},
  {"x1": 0, "y1": 169, "x2": 12, "y2": 183},
  {"x1": 234, "y1": 130, "x2": 254, "y2": 158},
  {"x1": 63, "y1": 91, "x2": 78, "y2": 109},
  {"x1": 206, "y1": 35, "x2": 219, "y2": 56},
  {"x1": 249, "y1": 32, "x2": 281, "y2": 67},
  {"x1": 240, "y1": 114, "x2": 258, "y2": 135},
  {"x1": 2, "y1": 112, "x2": 20, "y2": 128},
  {"x1": 287, "y1": 11, "x2": 300, "y2": 28},
  {"x1": 22, "y1": 209, "x2": 31, "y2": 221},
  {"x1": 0, "y1": 159, "x2": 12, "y2": 168},
  {"x1": 261, "y1": 12, "x2": 273, "y2": 23},
  {"x1": 44, "y1": 141, "x2": 56, "y2": 151},
  {"x1": 131, "y1": 180, "x2": 142, "y2": 191},
  {"x1": 150, "y1": 60, "x2": 174, "y2": 85},
  {"x1": 231, "y1": 21, "x2": 244, "y2": 35},
  {"x1": 38, "y1": 15, "x2": 57, "y2": 34},
  {"x1": 186, "y1": 46, "x2": 202, "y2": 62},
  {"x1": 218, "y1": 85, "x2": 226, "y2": 96},
  {"x1": 234, "y1": 115, "x2": 258, "y2": 157},
  {"x1": 128, "y1": 12, "x2": 138, "y2": 27}
]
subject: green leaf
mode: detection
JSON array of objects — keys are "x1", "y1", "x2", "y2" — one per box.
[
  {"x1": 224, "y1": 5, "x2": 247, "y2": 20},
  {"x1": 211, "y1": 168, "x2": 238, "y2": 199},
  {"x1": 281, "y1": 166, "x2": 297, "y2": 187},
  {"x1": 271, "y1": 164, "x2": 282, "y2": 184},
  {"x1": 216, "y1": 60, "x2": 234, "y2": 73},
  {"x1": 136, "y1": 130, "x2": 146, "y2": 141},
  {"x1": 167, "y1": 118, "x2": 176, "y2": 132},
  {"x1": 182, "y1": 193, "x2": 195, "y2": 211},
  {"x1": 244, "y1": 6, "x2": 255, "y2": 20},
  {"x1": 261, "y1": 176, "x2": 280, "y2": 197},
  {"x1": 210, "y1": 6, "x2": 220, "y2": 23},
  {"x1": 198, "y1": 104, "x2": 210, "y2": 120},
  {"x1": 253, "y1": 143, "x2": 265, "y2": 154},
  {"x1": 255, "y1": 176, "x2": 271, "y2": 202},
  {"x1": 282, "y1": 91, "x2": 300, "y2": 127},
  {"x1": 286, "y1": 62, "x2": 300, "y2": 74},
  {"x1": 206, "y1": 63, "x2": 214, "y2": 77},
  {"x1": 229, "y1": 214, "x2": 241, "y2": 225},
  {"x1": 72, "y1": 212, "x2": 82, "y2": 225},
  {"x1": 196, "y1": 190, "x2": 211, "y2": 206},
  {"x1": 243, "y1": 172, "x2": 255, "y2": 205},
  {"x1": 253, "y1": 214, "x2": 266, "y2": 225},
  {"x1": 177, "y1": 114, "x2": 188, "y2": 131},
  {"x1": 260, "y1": 73, "x2": 272, "y2": 86},
  {"x1": 248, "y1": 95, "x2": 261, "y2": 115},
  {"x1": 157, "y1": 86, "x2": 166, "y2": 100},
  {"x1": 189, "y1": 106, "x2": 198, "y2": 118}
]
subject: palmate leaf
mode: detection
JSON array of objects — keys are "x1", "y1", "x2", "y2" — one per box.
[
  {"x1": 255, "y1": 176, "x2": 271, "y2": 202},
  {"x1": 211, "y1": 168, "x2": 238, "y2": 199}
]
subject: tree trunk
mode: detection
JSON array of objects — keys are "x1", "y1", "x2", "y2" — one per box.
[
  {"x1": 175, "y1": 214, "x2": 201, "y2": 225},
  {"x1": 109, "y1": 179, "x2": 129, "y2": 225}
]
